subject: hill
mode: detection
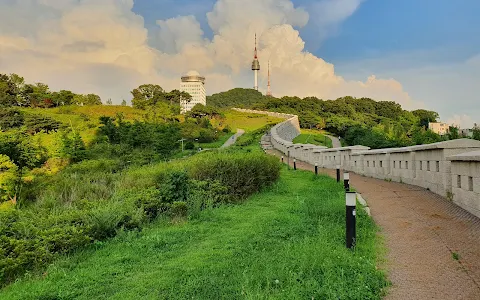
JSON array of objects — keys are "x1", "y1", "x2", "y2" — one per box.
[{"x1": 207, "y1": 88, "x2": 267, "y2": 108}]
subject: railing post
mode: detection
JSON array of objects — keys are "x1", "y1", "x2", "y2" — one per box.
[
  {"x1": 287, "y1": 150, "x2": 290, "y2": 170},
  {"x1": 346, "y1": 192, "x2": 357, "y2": 249},
  {"x1": 344, "y1": 172, "x2": 350, "y2": 191}
]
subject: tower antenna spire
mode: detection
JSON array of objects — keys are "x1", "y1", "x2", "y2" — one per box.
[
  {"x1": 267, "y1": 60, "x2": 272, "y2": 96},
  {"x1": 251, "y1": 33, "x2": 260, "y2": 91}
]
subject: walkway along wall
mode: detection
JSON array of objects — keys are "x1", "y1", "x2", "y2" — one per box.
[{"x1": 238, "y1": 109, "x2": 480, "y2": 219}]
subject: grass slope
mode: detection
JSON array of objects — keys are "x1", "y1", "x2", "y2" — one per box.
[
  {"x1": 213, "y1": 110, "x2": 283, "y2": 132},
  {"x1": 293, "y1": 129, "x2": 333, "y2": 148},
  {"x1": 0, "y1": 168, "x2": 387, "y2": 299}
]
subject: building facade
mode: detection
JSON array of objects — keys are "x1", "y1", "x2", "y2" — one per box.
[
  {"x1": 180, "y1": 70, "x2": 206, "y2": 113},
  {"x1": 429, "y1": 122, "x2": 449, "y2": 135}
]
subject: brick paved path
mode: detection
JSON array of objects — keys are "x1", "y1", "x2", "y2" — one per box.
[{"x1": 269, "y1": 150, "x2": 480, "y2": 300}]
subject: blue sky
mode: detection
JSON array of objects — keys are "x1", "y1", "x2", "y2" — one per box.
[
  {"x1": 1, "y1": 0, "x2": 477, "y2": 126},
  {"x1": 133, "y1": 0, "x2": 480, "y2": 65},
  {"x1": 129, "y1": 0, "x2": 480, "y2": 126}
]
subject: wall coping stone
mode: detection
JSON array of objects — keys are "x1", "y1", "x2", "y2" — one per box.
[{"x1": 447, "y1": 150, "x2": 480, "y2": 161}]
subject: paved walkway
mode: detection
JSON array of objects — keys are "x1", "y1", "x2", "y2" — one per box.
[
  {"x1": 326, "y1": 135, "x2": 341, "y2": 148},
  {"x1": 268, "y1": 149, "x2": 480, "y2": 300},
  {"x1": 221, "y1": 129, "x2": 245, "y2": 148}
]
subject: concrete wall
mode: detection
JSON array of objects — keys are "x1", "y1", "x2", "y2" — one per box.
[
  {"x1": 448, "y1": 151, "x2": 480, "y2": 218},
  {"x1": 248, "y1": 108, "x2": 480, "y2": 218}
]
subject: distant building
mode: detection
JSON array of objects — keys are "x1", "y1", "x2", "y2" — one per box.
[
  {"x1": 429, "y1": 122, "x2": 449, "y2": 135},
  {"x1": 460, "y1": 128, "x2": 473, "y2": 138},
  {"x1": 180, "y1": 70, "x2": 206, "y2": 113}
]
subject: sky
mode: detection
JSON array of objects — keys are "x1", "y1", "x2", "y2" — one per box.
[{"x1": 0, "y1": 0, "x2": 478, "y2": 127}]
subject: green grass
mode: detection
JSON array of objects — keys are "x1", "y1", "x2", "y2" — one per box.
[
  {"x1": 215, "y1": 110, "x2": 283, "y2": 132},
  {"x1": 293, "y1": 129, "x2": 333, "y2": 148},
  {"x1": 0, "y1": 168, "x2": 387, "y2": 299},
  {"x1": 197, "y1": 132, "x2": 236, "y2": 149}
]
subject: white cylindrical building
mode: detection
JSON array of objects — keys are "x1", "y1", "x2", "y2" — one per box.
[{"x1": 180, "y1": 70, "x2": 206, "y2": 114}]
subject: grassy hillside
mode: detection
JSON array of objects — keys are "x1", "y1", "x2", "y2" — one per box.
[
  {"x1": 212, "y1": 110, "x2": 283, "y2": 132},
  {"x1": 293, "y1": 129, "x2": 333, "y2": 148},
  {"x1": 0, "y1": 168, "x2": 387, "y2": 300}
]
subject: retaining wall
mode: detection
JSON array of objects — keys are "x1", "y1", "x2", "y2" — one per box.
[{"x1": 240, "y1": 109, "x2": 480, "y2": 219}]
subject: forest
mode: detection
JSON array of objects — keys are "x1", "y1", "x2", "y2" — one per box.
[{"x1": 207, "y1": 89, "x2": 480, "y2": 148}]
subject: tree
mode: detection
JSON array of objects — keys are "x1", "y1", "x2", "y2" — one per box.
[
  {"x1": 131, "y1": 84, "x2": 165, "y2": 109},
  {"x1": 61, "y1": 131, "x2": 87, "y2": 162},
  {"x1": 84, "y1": 94, "x2": 102, "y2": 105},
  {"x1": 0, "y1": 74, "x2": 16, "y2": 107},
  {"x1": 412, "y1": 109, "x2": 439, "y2": 128},
  {"x1": 51, "y1": 90, "x2": 76, "y2": 106},
  {"x1": 0, "y1": 154, "x2": 18, "y2": 202},
  {"x1": 473, "y1": 123, "x2": 480, "y2": 141},
  {"x1": 448, "y1": 126, "x2": 460, "y2": 140},
  {"x1": 165, "y1": 90, "x2": 191, "y2": 105},
  {"x1": 121, "y1": 99, "x2": 127, "y2": 106},
  {"x1": 0, "y1": 131, "x2": 47, "y2": 169}
]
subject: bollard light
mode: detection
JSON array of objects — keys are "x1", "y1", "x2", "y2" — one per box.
[
  {"x1": 294, "y1": 159, "x2": 297, "y2": 170},
  {"x1": 344, "y1": 172, "x2": 350, "y2": 191},
  {"x1": 336, "y1": 165, "x2": 341, "y2": 183},
  {"x1": 315, "y1": 163, "x2": 318, "y2": 176},
  {"x1": 281, "y1": 156, "x2": 284, "y2": 163},
  {"x1": 346, "y1": 192, "x2": 357, "y2": 249}
]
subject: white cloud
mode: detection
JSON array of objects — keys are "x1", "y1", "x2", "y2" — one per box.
[
  {"x1": 0, "y1": 0, "x2": 416, "y2": 108},
  {"x1": 336, "y1": 50, "x2": 480, "y2": 126}
]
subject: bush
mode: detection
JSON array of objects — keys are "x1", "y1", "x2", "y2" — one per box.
[
  {"x1": 0, "y1": 108, "x2": 24, "y2": 130},
  {"x1": 188, "y1": 151, "x2": 280, "y2": 201},
  {"x1": 184, "y1": 141, "x2": 195, "y2": 150},
  {"x1": 170, "y1": 201, "x2": 188, "y2": 218},
  {"x1": 23, "y1": 114, "x2": 61, "y2": 134}
]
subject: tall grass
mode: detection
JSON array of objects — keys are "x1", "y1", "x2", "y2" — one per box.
[
  {"x1": 0, "y1": 149, "x2": 280, "y2": 286},
  {"x1": 0, "y1": 168, "x2": 388, "y2": 299}
]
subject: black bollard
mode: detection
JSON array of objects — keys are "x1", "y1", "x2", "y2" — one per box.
[
  {"x1": 344, "y1": 172, "x2": 350, "y2": 191},
  {"x1": 336, "y1": 165, "x2": 341, "y2": 183},
  {"x1": 294, "y1": 159, "x2": 297, "y2": 170},
  {"x1": 346, "y1": 191, "x2": 357, "y2": 249},
  {"x1": 287, "y1": 151, "x2": 291, "y2": 170},
  {"x1": 315, "y1": 163, "x2": 318, "y2": 176},
  {"x1": 281, "y1": 156, "x2": 284, "y2": 163}
]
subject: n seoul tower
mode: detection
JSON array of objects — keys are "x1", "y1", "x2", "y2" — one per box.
[{"x1": 251, "y1": 34, "x2": 260, "y2": 91}]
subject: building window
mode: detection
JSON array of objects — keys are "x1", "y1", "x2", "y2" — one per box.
[
  {"x1": 367, "y1": 161, "x2": 370, "y2": 167},
  {"x1": 420, "y1": 161, "x2": 423, "y2": 171},
  {"x1": 468, "y1": 177, "x2": 473, "y2": 191},
  {"x1": 380, "y1": 161, "x2": 383, "y2": 168},
  {"x1": 406, "y1": 161, "x2": 409, "y2": 169},
  {"x1": 393, "y1": 161, "x2": 396, "y2": 168},
  {"x1": 427, "y1": 161, "x2": 431, "y2": 171},
  {"x1": 355, "y1": 161, "x2": 357, "y2": 167},
  {"x1": 373, "y1": 161, "x2": 376, "y2": 168},
  {"x1": 436, "y1": 161, "x2": 440, "y2": 172},
  {"x1": 457, "y1": 175, "x2": 462, "y2": 188},
  {"x1": 399, "y1": 161, "x2": 402, "y2": 169}
]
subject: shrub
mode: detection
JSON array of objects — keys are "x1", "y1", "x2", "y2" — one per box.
[
  {"x1": 158, "y1": 171, "x2": 190, "y2": 204},
  {"x1": 60, "y1": 131, "x2": 87, "y2": 163},
  {"x1": 222, "y1": 125, "x2": 231, "y2": 133},
  {"x1": 23, "y1": 114, "x2": 61, "y2": 134},
  {"x1": 188, "y1": 151, "x2": 280, "y2": 201},
  {"x1": 170, "y1": 201, "x2": 188, "y2": 218},
  {"x1": 0, "y1": 108, "x2": 24, "y2": 130},
  {"x1": 184, "y1": 141, "x2": 195, "y2": 150}
]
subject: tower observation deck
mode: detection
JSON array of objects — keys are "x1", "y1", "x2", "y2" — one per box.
[{"x1": 252, "y1": 34, "x2": 260, "y2": 91}]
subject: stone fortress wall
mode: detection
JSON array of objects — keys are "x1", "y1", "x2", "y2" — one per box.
[{"x1": 236, "y1": 108, "x2": 480, "y2": 219}]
